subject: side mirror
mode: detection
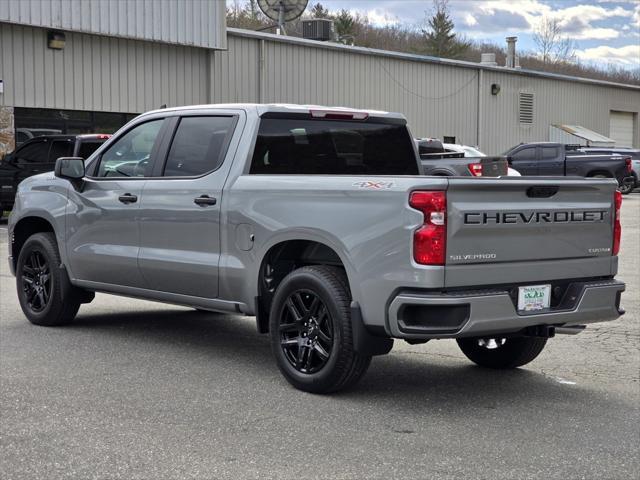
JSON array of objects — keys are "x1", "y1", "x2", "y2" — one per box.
[{"x1": 55, "y1": 157, "x2": 85, "y2": 180}]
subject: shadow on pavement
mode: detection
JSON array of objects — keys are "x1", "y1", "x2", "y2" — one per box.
[{"x1": 68, "y1": 307, "x2": 612, "y2": 409}]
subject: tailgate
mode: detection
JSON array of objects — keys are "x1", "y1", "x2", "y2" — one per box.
[{"x1": 445, "y1": 177, "x2": 618, "y2": 286}]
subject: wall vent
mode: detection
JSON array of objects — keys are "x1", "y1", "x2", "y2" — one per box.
[{"x1": 519, "y1": 92, "x2": 534, "y2": 124}]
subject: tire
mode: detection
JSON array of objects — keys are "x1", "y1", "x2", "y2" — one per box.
[
  {"x1": 269, "y1": 265, "x2": 371, "y2": 393},
  {"x1": 16, "y1": 232, "x2": 81, "y2": 326},
  {"x1": 619, "y1": 174, "x2": 637, "y2": 195},
  {"x1": 456, "y1": 336, "x2": 547, "y2": 369}
]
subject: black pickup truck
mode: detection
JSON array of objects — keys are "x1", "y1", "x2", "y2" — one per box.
[
  {"x1": 504, "y1": 142, "x2": 634, "y2": 191},
  {"x1": 416, "y1": 138, "x2": 508, "y2": 177},
  {"x1": 1, "y1": 134, "x2": 110, "y2": 212}
]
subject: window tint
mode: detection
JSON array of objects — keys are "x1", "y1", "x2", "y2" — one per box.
[
  {"x1": 511, "y1": 147, "x2": 536, "y2": 161},
  {"x1": 163, "y1": 116, "x2": 235, "y2": 177},
  {"x1": 77, "y1": 141, "x2": 104, "y2": 159},
  {"x1": 48, "y1": 140, "x2": 74, "y2": 162},
  {"x1": 96, "y1": 119, "x2": 163, "y2": 178},
  {"x1": 15, "y1": 141, "x2": 49, "y2": 164},
  {"x1": 250, "y1": 118, "x2": 419, "y2": 175},
  {"x1": 541, "y1": 146, "x2": 558, "y2": 160}
]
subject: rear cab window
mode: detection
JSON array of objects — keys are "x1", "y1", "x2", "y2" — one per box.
[{"x1": 250, "y1": 115, "x2": 419, "y2": 175}]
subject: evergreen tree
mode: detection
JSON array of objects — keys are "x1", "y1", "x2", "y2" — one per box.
[
  {"x1": 421, "y1": 0, "x2": 470, "y2": 59},
  {"x1": 310, "y1": 2, "x2": 329, "y2": 19},
  {"x1": 334, "y1": 9, "x2": 356, "y2": 39}
]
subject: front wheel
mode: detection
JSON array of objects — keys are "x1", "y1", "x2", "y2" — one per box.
[
  {"x1": 269, "y1": 265, "x2": 371, "y2": 393},
  {"x1": 456, "y1": 336, "x2": 547, "y2": 369},
  {"x1": 16, "y1": 232, "x2": 81, "y2": 326}
]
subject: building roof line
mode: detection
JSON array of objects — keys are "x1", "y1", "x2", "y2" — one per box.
[{"x1": 227, "y1": 28, "x2": 640, "y2": 92}]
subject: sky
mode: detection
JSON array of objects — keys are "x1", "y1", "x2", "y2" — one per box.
[{"x1": 244, "y1": 0, "x2": 640, "y2": 70}]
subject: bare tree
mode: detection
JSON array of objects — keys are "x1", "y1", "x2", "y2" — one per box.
[{"x1": 533, "y1": 17, "x2": 576, "y2": 65}]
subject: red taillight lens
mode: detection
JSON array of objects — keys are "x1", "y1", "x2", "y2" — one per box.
[
  {"x1": 409, "y1": 191, "x2": 446, "y2": 265},
  {"x1": 625, "y1": 157, "x2": 632, "y2": 173},
  {"x1": 468, "y1": 163, "x2": 483, "y2": 176},
  {"x1": 613, "y1": 190, "x2": 622, "y2": 255}
]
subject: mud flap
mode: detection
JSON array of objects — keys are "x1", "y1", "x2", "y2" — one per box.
[{"x1": 351, "y1": 301, "x2": 393, "y2": 356}]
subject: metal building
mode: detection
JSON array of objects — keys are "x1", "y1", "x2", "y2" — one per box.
[{"x1": 1, "y1": 0, "x2": 639, "y2": 158}]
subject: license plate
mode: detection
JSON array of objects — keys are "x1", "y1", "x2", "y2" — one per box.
[{"x1": 518, "y1": 284, "x2": 551, "y2": 312}]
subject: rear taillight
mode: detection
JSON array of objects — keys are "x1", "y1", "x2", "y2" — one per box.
[
  {"x1": 613, "y1": 190, "x2": 622, "y2": 255},
  {"x1": 468, "y1": 163, "x2": 483, "y2": 176},
  {"x1": 409, "y1": 191, "x2": 447, "y2": 265},
  {"x1": 625, "y1": 157, "x2": 632, "y2": 173}
]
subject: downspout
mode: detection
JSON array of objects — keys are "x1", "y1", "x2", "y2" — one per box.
[
  {"x1": 258, "y1": 39, "x2": 265, "y2": 103},
  {"x1": 207, "y1": 49, "x2": 214, "y2": 104},
  {"x1": 477, "y1": 68, "x2": 483, "y2": 148}
]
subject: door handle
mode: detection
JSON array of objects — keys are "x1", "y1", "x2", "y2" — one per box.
[
  {"x1": 118, "y1": 193, "x2": 138, "y2": 204},
  {"x1": 194, "y1": 195, "x2": 217, "y2": 206}
]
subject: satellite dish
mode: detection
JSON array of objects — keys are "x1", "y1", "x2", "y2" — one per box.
[{"x1": 258, "y1": 0, "x2": 309, "y2": 35}]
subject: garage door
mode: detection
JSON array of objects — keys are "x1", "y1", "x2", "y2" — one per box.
[{"x1": 609, "y1": 111, "x2": 634, "y2": 147}]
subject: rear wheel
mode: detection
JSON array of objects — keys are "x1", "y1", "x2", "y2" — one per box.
[
  {"x1": 16, "y1": 232, "x2": 81, "y2": 326},
  {"x1": 619, "y1": 173, "x2": 636, "y2": 195},
  {"x1": 456, "y1": 336, "x2": 547, "y2": 369},
  {"x1": 269, "y1": 265, "x2": 371, "y2": 393}
]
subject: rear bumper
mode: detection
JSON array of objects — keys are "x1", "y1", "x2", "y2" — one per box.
[{"x1": 387, "y1": 279, "x2": 625, "y2": 340}]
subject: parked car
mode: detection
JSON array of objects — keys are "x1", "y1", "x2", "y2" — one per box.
[
  {"x1": 15, "y1": 128, "x2": 63, "y2": 146},
  {"x1": 416, "y1": 138, "x2": 509, "y2": 177},
  {"x1": 0, "y1": 134, "x2": 110, "y2": 212},
  {"x1": 8, "y1": 104, "x2": 625, "y2": 393},
  {"x1": 442, "y1": 143, "x2": 521, "y2": 176},
  {"x1": 582, "y1": 147, "x2": 640, "y2": 193},
  {"x1": 503, "y1": 142, "x2": 634, "y2": 193}
]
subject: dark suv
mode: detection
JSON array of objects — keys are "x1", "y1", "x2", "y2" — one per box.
[{"x1": 1, "y1": 134, "x2": 110, "y2": 212}]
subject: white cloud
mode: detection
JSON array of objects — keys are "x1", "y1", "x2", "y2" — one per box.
[
  {"x1": 463, "y1": 13, "x2": 477, "y2": 27},
  {"x1": 460, "y1": 0, "x2": 633, "y2": 41},
  {"x1": 576, "y1": 44, "x2": 640, "y2": 67},
  {"x1": 363, "y1": 9, "x2": 400, "y2": 27}
]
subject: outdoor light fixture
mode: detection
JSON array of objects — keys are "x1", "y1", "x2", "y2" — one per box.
[
  {"x1": 491, "y1": 83, "x2": 501, "y2": 95},
  {"x1": 47, "y1": 31, "x2": 66, "y2": 50}
]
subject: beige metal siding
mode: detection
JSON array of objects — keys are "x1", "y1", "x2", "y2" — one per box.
[
  {"x1": 212, "y1": 34, "x2": 480, "y2": 145},
  {"x1": 0, "y1": 0, "x2": 226, "y2": 49},
  {"x1": 0, "y1": 24, "x2": 210, "y2": 112},
  {"x1": 480, "y1": 70, "x2": 640, "y2": 153}
]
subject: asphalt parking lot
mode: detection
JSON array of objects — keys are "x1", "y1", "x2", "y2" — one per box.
[{"x1": 1, "y1": 194, "x2": 638, "y2": 480}]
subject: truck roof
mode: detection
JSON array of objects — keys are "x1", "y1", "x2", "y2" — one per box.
[{"x1": 142, "y1": 103, "x2": 406, "y2": 121}]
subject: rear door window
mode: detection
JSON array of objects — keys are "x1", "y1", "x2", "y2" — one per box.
[
  {"x1": 48, "y1": 140, "x2": 74, "y2": 162},
  {"x1": 250, "y1": 117, "x2": 419, "y2": 175},
  {"x1": 541, "y1": 146, "x2": 559, "y2": 160},
  {"x1": 163, "y1": 116, "x2": 235, "y2": 177}
]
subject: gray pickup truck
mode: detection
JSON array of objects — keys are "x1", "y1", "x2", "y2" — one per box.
[
  {"x1": 8, "y1": 104, "x2": 626, "y2": 393},
  {"x1": 505, "y1": 142, "x2": 634, "y2": 191}
]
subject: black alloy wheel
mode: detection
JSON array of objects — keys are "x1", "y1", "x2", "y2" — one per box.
[
  {"x1": 21, "y1": 250, "x2": 52, "y2": 313},
  {"x1": 268, "y1": 265, "x2": 372, "y2": 393},
  {"x1": 16, "y1": 232, "x2": 83, "y2": 326},
  {"x1": 279, "y1": 289, "x2": 334, "y2": 374}
]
